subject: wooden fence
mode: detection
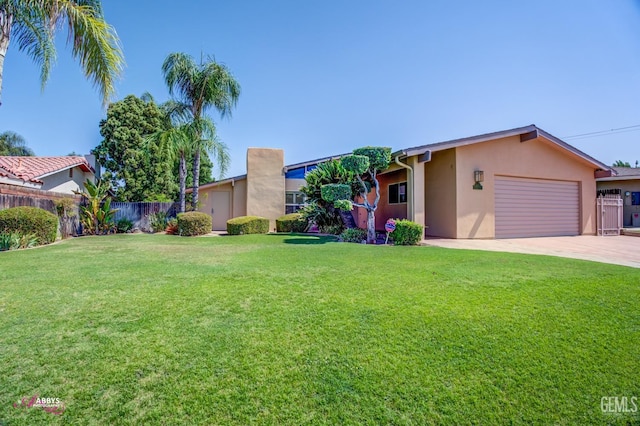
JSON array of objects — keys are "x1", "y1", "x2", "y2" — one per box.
[
  {"x1": 111, "y1": 202, "x2": 179, "y2": 231},
  {"x1": 0, "y1": 184, "x2": 80, "y2": 237}
]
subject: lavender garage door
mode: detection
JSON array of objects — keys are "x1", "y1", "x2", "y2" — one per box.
[{"x1": 495, "y1": 177, "x2": 580, "y2": 238}]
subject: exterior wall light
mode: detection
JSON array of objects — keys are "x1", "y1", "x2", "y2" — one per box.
[{"x1": 473, "y1": 170, "x2": 484, "y2": 190}]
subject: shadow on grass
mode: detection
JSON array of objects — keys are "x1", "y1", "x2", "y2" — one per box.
[{"x1": 276, "y1": 234, "x2": 338, "y2": 245}]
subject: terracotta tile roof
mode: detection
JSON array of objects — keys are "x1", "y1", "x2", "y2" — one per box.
[{"x1": 0, "y1": 156, "x2": 92, "y2": 184}]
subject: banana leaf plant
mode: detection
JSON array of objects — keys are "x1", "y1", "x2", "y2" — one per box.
[{"x1": 74, "y1": 179, "x2": 118, "y2": 235}]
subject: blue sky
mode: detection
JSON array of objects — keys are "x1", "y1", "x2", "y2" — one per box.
[{"x1": 2, "y1": 1, "x2": 640, "y2": 177}]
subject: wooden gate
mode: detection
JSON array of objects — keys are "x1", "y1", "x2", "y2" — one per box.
[{"x1": 597, "y1": 194, "x2": 623, "y2": 236}]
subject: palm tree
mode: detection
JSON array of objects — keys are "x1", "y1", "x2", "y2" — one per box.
[
  {"x1": 146, "y1": 124, "x2": 193, "y2": 213},
  {"x1": 161, "y1": 52, "x2": 239, "y2": 210},
  {"x1": 0, "y1": 130, "x2": 34, "y2": 155},
  {"x1": 0, "y1": 0, "x2": 124, "y2": 105}
]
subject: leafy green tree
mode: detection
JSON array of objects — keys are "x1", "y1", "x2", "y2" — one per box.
[
  {"x1": 93, "y1": 95, "x2": 178, "y2": 201},
  {"x1": 0, "y1": 0, "x2": 124, "y2": 105},
  {"x1": 0, "y1": 130, "x2": 34, "y2": 155},
  {"x1": 161, "y1": 52, "x2": 239, "y2": 210},
  {"x1": 613, "y1": 160, "x2": 631, "y2": 168},
  {"x1": 321, "y1": 147, "x2": 391, "y2": 244}
]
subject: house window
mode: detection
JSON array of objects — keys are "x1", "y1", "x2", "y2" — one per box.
[
  {"x1": 632, "y1": 192, "x2": 640, "y2": 206},
  {"x1": 388, "y1": 182, "x2": 407, "y2": 204},
  {"x1": 285, "y1": 191, "x2": 307, "y2": 214},
  {"x1": 69, "y1": 168, "x2": 73, "y2": 178}
]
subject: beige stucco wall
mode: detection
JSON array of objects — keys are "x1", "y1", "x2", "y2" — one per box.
[
  {"x1": 454, "y1": 135, "x2": 597, "y2": 238},
  {"x1": 197, "y1": 178, "x2": 248, "y2": 230},
  {"x1": 246, "y1": 148, "x2": 285, "y2": 231},
  {"x1": 41, "y1": 167, "x2": 94, "y2": 194},
  {"x1": 424, "y1": 149, "x2": 457, "y2": 238},
  {"x1": 597, "y1": 179, "x2": 640, "y2": 227}
]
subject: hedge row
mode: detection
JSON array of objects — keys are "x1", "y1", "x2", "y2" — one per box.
[
  {"x1": 0, "y1": 206, "x2": 58, "y2": 244},
  {"x1": 227, "y1": 216, "x2": 269, "y2": 235},
  {"x1": 177, "y1": 212, "x2": 212, "y2": 236},
  {"x1": 275, "y1": 213, "x2": 307, "y2": 233}
]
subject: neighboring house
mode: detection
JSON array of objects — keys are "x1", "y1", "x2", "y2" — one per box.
[
  {"x1": 0, "y1": 156, "x2": 96, "y2": 194},
  {"x1": 197, "y1": 125, "x2": 612, "y2": 238},
  {"x1": 596, "y1": 167, "x2": 640, "y2": 227}
]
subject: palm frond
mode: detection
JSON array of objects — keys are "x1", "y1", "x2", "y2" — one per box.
[
  {"x1": 59, "y1": 0, "x2": 124, "y2": 105},
  {"x1": 12, "y1": 5, "x2": 56, "y2": 90}
]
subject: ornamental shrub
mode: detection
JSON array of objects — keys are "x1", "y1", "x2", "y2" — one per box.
[
  {"x1": 340, "y1": 227, "x2": 367, "y2": 243},
  {"x1": 276, "y1": 213, "x2": 307, "y2": 233},
  {"x1": 227, "y1": 216, "x2": 269, "y2": 235},
  {"x1": 116, "y1": 218, "x2": 133, "y2": 233},
  {"x1": 177, "y1": 212, "x2": 212, "y2": 236},
  {"x1": 321, "y1": 184, "x2": 352, "y2": 203},
  {"x1": 340, "y1": 154, "x2": 369, "y2": 175},
  {"x1": 0, "y1": 206, "x2": 57, "y2": 245},
  {"x1": 389, "y1": 219, "x2": 423, "y2": 246}
]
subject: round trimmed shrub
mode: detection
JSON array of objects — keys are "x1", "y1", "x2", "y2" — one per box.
[
  {"x1": 389, "y1": 219, "x2": 423, "y2": 245},
  {"x1": 177, "y1": 212, "x2": 212, "y2": 236},
  {"x1": 227, "y1": 216, "x2": 269, "y2": 235},
  {"x1": 276, "y1": 213, "x2": 307, "y2": 233},
  {"x1": 0, "y1": 206, "x2": 58, "y2": 244}
]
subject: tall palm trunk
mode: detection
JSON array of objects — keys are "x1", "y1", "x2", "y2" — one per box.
[
  {"x1": 0, "y1": 10, "x2": 13, "y2": 105},
  {"x1": 178, "y1": 153, "x2": 187, "y2": 213},
  {"x1": 192, "y1": 147, "x2": 200, "y2": 210}
]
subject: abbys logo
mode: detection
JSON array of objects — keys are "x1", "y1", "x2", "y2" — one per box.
[
  {"x1": 601, "y1": 396, "x2": 638, "y2": 414},
  {"x1": 14, "y1": 395, "x2": 65, "y2": 415}
]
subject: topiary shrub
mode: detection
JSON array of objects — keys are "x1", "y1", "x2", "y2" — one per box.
[
  {"x1": 276, "y1": 213, "x2": 307, "y2": 233},
  {"x1": 227, "y1": 216, "x2": 269, "y2": 235},
  {"x1": 389, "y1": 219, "x2": 423, "y2": 245},
  {"x1": 177, "y1": 212, "x2": 212, "y2": 236},
  {"x1": 0, "y1": 206, "x2": 58, "y2": 245},
  {"x1": 340, "y1": 227, "x2": 367, "y2": 243}
]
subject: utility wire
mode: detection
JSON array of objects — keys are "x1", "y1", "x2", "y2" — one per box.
[{"x1": 562, "y1": 124, "x2": 640, "y2": 140}]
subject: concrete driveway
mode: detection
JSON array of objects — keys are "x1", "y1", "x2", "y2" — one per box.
[{"x1": 423, "y1": 235, "x2": 640, "y2": 268}]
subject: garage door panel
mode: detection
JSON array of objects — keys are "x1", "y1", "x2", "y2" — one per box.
[{"x1": 495, "y1": 177, "x2": 579, "y2": 238}]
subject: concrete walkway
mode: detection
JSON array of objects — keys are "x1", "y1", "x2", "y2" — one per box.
[{"x1": 422, "y1": 235, "x2": 640, "y2": 268}]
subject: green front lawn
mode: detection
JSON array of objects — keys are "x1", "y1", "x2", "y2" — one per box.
[{"x1": 1, "y1": 234, "x2": 639, "y2": 424}]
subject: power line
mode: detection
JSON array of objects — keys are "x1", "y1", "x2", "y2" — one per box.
[{"x1": 562, "y1": 124, "x2": 640, "y2": 140}]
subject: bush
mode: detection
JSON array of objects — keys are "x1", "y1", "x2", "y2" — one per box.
[
  {"x1": 116, "y1": 218, "x2": 133, "y2": 233},
  {"x1": 165, "y1": 218, "x2": 179, "y2": 235},
  {"x1": 340, "y1": 228, "x2": 367, "y2": 243},
  {"x1": 149, "y1": 211, "x2": 168, "y2": 233},
  {"x1": 0, "y1": 207, "x2": 57, "y2": 245},
  {"x1": 227, "y1": 216, "x2": 269, "y2": 235},
  {"x1": 390, "y1": 219, "x2": 423, "y2": 246},
  {"x1": 276, "y1": 213, "x2": 307, "y2": 233},
  {"x1": 177, "y1": 212, "x2": 212, "y2": 236}
]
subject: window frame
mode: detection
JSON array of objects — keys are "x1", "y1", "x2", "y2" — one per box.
[{"x1": 388, "y1": 181, "x2": 407, "y2": 205}]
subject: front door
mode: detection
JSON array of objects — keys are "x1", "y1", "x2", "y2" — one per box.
[{"x1": 211, "y1": 191, "x2": 231, "y2": 231}]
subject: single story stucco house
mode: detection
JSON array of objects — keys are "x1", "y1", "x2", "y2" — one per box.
[
  {"x1": 196, "y1": 125, "x2": 612, "y2": 239},
  {"x1": 597, "y1": 167, "x2": 640, "y2": 227},
  {"x1": 0, "y1": 155, "x2": 96, "y2": 194}
]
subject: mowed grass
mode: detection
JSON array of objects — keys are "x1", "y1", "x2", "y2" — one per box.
[{"x1": 0, "y1": 234, "x2": 639, "y2": 425}]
